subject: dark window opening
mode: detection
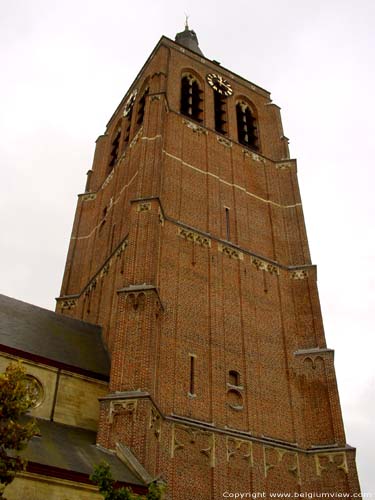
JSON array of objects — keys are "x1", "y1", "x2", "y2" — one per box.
[
  {"x1": 189, "y1": 355, "x2": 195, "y2": 395},
  {"x1": 180, "y1": 75, "x2": 203, "y2": 123},
  {"x1": 99, "y1": 206, "x2": 107, "y2": 234},
  {"x1": 225, "y1": 207, "x2": 230, "y2": 241},
  {"x1": 108, "y1": 128, "x2": 121, "y2": 171},
  {"x1": 136, "y1": 88, "x2": 149, "y2": 128},
  {"x1": 229, "y1": 370, "x2": 240, "y2": 387},
  {"x1": 123, "y1": 112, "x2": 133, "y2": 149},
  {"x1": 214, "y1": 91, "x2": 227, "y2": 135},
  {"x1": 236, "y1": 102, "x2": 258, "y2": 150}
]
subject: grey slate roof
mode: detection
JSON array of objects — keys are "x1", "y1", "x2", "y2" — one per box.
[
  {"x1": 23, "y1": 418, "x2": 145, "y2": 486},
  {"x1": 175, "y1": 26, "x2": 204, "y2": 56},
  {"x1": 0, "y1": 294, "x2": 110, "y2": 378}
]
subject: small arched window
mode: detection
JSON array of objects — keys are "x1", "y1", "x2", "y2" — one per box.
[
  {"x1": 180, "y1": 74, "x2": 203, "y2": 123},
  {"x1": 236, "y1": 101, "x2": 259, "y2": 151},
  {"x1": 228, "y1": 370, "x2": 240, "y2": 387}
]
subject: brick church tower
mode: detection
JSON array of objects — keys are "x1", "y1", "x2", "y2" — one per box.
[{"x1": 57, "y1": 26, "x2": 360, "y2": 499}]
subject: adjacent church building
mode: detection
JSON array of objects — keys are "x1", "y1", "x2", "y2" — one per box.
[{"x1": 0, "y1": 26, "x2": 361, "y2": 499}]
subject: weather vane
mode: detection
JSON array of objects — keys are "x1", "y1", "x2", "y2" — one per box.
[{"x1": 184, "y1": 13, "x2": 189, "y2": 29}]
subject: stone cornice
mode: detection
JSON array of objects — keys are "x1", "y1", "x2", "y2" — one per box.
[{"x1": 99, "y1": 390, "x2": 355, "y2": 455}]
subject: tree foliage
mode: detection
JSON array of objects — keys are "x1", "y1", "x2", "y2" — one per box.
[
  {"x1": 90, "y1": 462, "x2": 165, "y2": 500},
  {"x1": 0, "y1": 362, "x2": 39, "y2": 498}
]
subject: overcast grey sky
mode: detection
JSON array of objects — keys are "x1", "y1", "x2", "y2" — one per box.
[{"x1": 0, "y1": 0, "x2": 374, "y2": 493}]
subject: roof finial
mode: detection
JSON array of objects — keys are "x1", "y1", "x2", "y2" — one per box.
[{"x1": 184, "y1": 13, "x2": 189, "y2": 30}]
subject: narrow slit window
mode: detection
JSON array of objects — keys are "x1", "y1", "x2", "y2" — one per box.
[
  {"x1": 189, "y1": 355, "x2": 196, "y2": 395},
  {"x1": 236, "y1": 101, "x2": 258, "y2": 150},
  {"x1": 214, "y1": 91, "x2": 227, "y2": 135},
  {"x1": 181, "y1": 75, "x2": 203, "y2": 123},
  {"x1": 225, "y1": 207, "x2": 230, "y2": 241}
]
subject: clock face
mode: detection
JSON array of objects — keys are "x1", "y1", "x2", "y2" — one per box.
[
  {"x1": 123, "y1": 89, "x2": 138, "y2": 117},
  {"x1": 206, "y1": 73, "x2": 233, "y2": 96}
]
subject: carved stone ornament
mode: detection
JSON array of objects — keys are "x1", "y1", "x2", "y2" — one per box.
[
  {"x1": 218, "y1": 243, "x2": 244, "y2": 260},
  {"x1": 149, "y1": 407, "x2": 162, "y2": 440},
  {"x1": 123, "y1": 89, "x2": 138, "y2": 117},
  {"x1": 150, "y1": 94, "x2": 161, "y2": 102},
  {"x1": 183, "y1": 119, "x2": 207, "y2": 135},
  {"x1": 85, "y1": 278, "x2": 97, "y2": 296},
  {"x1": 24, "y1": 375, "x2": 44, "y2": 408},
  {"x1": 81, "y1": 193, "x2": 97, "y2": 201},
  {"x1": 293, "y1": 351, "x2": 333, "y2": 380},
  {"x1": 116, "y1": 240, "x2": 128, "y2": 258},
  {"x1": 178, "y1": 228, "x2": 211, "y2": 248},
  {"x1": 100, "y1": 262, "x2": 111, "y2": 278},
  {"x1": 126, "y1": 292, "x2": 146, "y2": 312},
  {"x1": 251, "y1": 257, "x2": 279, "y2": 275},
  {"x1": 226, "y1": 437, "x2": 253, "y2": 466},
  {"x1": 102, "y1": 169, "x2": 114, "y2": 190},
  {"x1": 227, "y1": 388, "x2": 244, "y2": 410},
  {"x1": 291, "y1": 269, "x2": 308, "y2": 280},
  {"x1": 108, "y1": 399, "x2": 138, "y2": 424},
  {"x1": 171, "y1": 424, "x2": 215, "y2": 467},
  {"x1": 264, "y1": 446, "x2": 301, "y2": 484},
  {"x1": 217, "y1": 136, "x2": 232, "y2": 148},
  {"x1": 137, "y1": 202, "x2": 151, "y2": 212},
  {"x1": 60, "y1": 298, "x2": 77, "y2": 310},
  {"x1": 243, "y1": 150, "x2": 265, "y2": 164},
  {"x1": 276, "y1": 161, "x2": 293, "y2": 170},
  {"x1": 315, "y1": 452, "x2": 348, "y2": 476},
  {"x1": 129, "y1": 127, "x2": 143, "y2": 148}
]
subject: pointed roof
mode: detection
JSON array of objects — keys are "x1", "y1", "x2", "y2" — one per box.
[{"x1": 175, "y1": 22, "x2": 204, "y2": 56}]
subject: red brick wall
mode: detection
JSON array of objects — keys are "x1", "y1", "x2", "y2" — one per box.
[{"x1": 57, "y1": 37, "x2": 360, "y2": 499}]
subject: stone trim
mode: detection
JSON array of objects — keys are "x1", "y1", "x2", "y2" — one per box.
[
  {"x1": 79, "y1": 193, "x2": 97, "y2": 201},
  {"x1": 183, "y1": 119, "x2": 207, "y2": 135},
  {"x1": 218, "y1": 243, "x2": 244, "y2": 260},
  {"x1": 251, "y1": 257, "x2": 279, "y2": 275},
  {"x1": 294, "y1": 348, "x2": 334, "y2": 356},
  {"x1": 116, "y1": 443, "x2": 154, "y2": 484},
  {"x1": 56, "y1": 236, "x2": 129, "y2": 306},
  {"x1": 163, "y1": 149, "x2": 301, "y2": 209},
  {"x1": 178, "y1": 227, "x2": 211, "y2": 247}
]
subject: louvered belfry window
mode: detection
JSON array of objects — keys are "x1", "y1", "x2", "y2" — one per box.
[
  {"x1": 180, "y1": 74, "x2": 203, "y2": 123},
  {"x1": 213, "y1": 90, "x2": 227, "y2": 135},
  {"x1": 236, "y1": 101, "x2": 259, "y2": 150},
  {"x1": 108, "y1": 126, "x2": 121, "y2": 171}
]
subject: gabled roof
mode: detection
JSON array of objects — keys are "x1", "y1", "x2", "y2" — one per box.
[
  {"x1": 0, "y1": 294, "x2": 110, "y2": 380},
  {"x1": 24, "y1": 418, "x2": 147, "y2": 492}
]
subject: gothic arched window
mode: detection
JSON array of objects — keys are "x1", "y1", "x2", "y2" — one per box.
[
  {"x1": 213, "y1": 90, "x2": 228, "y2": 135},
  {"x1": 180, "y1": 74, "x2": 203, "y2": 123},
  {"x1": 136, "y1": 86, "x2": 149, "y2": 130},
  {"x1": 236, "y1": 100, "x2": 259, "y2": 151},
  {"x1": 122, "y1": 89, "x2": 137, "y2": 150},
  {"x1": 108, "y1": 124, "x2": 122, "y2": 172},
  {"x1": 228, "y1": 370, "x2": 241, "y2": 387}
]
